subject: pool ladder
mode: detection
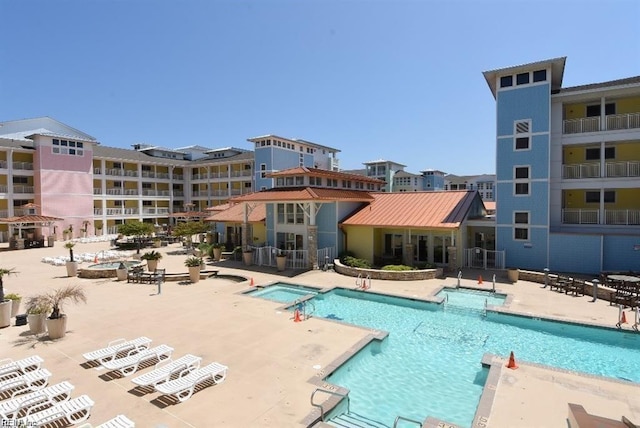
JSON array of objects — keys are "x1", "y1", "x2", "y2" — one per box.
[
  {"x1": 294, "y1": 298, "x2": 315, "y2": 320},
  {"x1": 355, "y1": 274, "x2": 371, "y2": 290}
]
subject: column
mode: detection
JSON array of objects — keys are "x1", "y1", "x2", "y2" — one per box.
[
  {"x1": 308, "y1": 225, "x2": 318, "y2": 269},
  {"x1": 404, "y1": 243, "x2": 414, "y2": 266}
]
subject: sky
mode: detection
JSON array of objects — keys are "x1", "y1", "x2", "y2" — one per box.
[{"x1": 1, "y1": 0, "x2": 639, "y2": 176}]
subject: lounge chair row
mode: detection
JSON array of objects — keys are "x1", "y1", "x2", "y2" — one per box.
[
  {"x1": 84, "y1": 336, "x2": 228, "y2": 402},
  {"x1": 0, "y1": 356, "x2": 134, "y2": 427}
]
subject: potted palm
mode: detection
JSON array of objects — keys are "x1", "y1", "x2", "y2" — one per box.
[
  {"x1": 0, "y1": 268, "x2": 17, "y2": 328},
  {"x1": 27, "y1": 303, "x2": 49, "y2": 335},
  {"x1": 94, "y1": 220, "x2": 103, "y2": 236},
  {"x1": 276, "y1": 250, "x2": 287, "y2": 272},
  {"x1": 26, "y1": 285, "x2": 87, "y2": 340},
  {"x1": 141, "y1": 250, "x2": 163, "y2": 272},
  {"x1": 5, "y1": 293, "x2": 22, "y2": 318},
  {"x1": 211, "y1": 242, "x2": 224, "y2": 261},
  {"x1": 64, "y1": 242, "x2": 78, "y2": 277},
  {"x1": 185, "y1": 256, "x2": 203, "y2": 283}
]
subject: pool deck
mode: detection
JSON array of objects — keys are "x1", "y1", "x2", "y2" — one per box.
[{"x1": 1, "y1": 240, "x2": 639, "y2": 427}]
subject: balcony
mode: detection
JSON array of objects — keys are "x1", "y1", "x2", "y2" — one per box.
[
  {"x1": 13, "y1": 161, "x2": 33, "y2": 170},
  {"x1": 142, "y1": 189, "x2": 158, "y2": 196},
  {"x1": 0, "y1": 185, "x2": 7, "y2": 193},
  {"x1": 563, "y1": 112, "x2": 640, "y2": 134},
  {"x1": 173, "y1": 191, "x2": 184, "y2": 197},
  {"x1": 94, "y1": 208, "x2": 103, "y2": 215},
  {"x1": 13, "y1": 185, "x2": 34, "y2": 194},
  {"x1": 0, "y1": 210, "x2": 7, "y2": 217},
  {"x1": 93, "y1": 168, "x2": 102, "y2": 175},
  {"x1": 562, "y1": 161, "x2": 640, "y2": 179},
  {"x1": 123, "y1": 170, "x2": 138, "y2": 177},
  {"x1": 172, "y1": 174, "x2": 183, "y2": 180},
  {"x1": 141, "y1": 171, "x2": 156, "y2": 178},
  {"x1": 93, "y1": 188, "x2": 102, "y2": 195},
  {"x1": 562, "y1": 209, "x2": 640, "y2": 225},
  {"x1": 0, "y1": 160, "x2": 7, "y2": 169},
  {"x1": 142, "y1": 207, "x2": 170, "y2": 215},
  {"x1": 105, "y1": 208, "x2": 139, "y2": 216},
  {"x1": 106, "y1": 188, "x2": 123, "y2": 195}
]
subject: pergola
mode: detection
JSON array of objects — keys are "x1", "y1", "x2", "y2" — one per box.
[{"x1": 0, "y1": 215, "x2": 64, "y2": 238}]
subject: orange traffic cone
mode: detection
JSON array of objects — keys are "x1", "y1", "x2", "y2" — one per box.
[
  {"x1": 478, "y1": 275, "x2": 483, "y2": 285},
  {"x1": 294, "y1": 309, "x2": 302, "y2": 323},
  {"x1": 250, "y1": 278, "x2": 255, "y2": 287},
  {"x1": 621, "y1": 311, "x2": 628, "y2": 324},
  {"x1": 506, "y1": 351, "x2": 518, "y2": 369}
]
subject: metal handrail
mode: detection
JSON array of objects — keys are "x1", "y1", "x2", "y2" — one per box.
[
  {"x1": 393, "y1": 415, "x2": 423, "y2": 427},
  {"x1": 310, "y1": 388, "x2": 349, "y2": 422}
]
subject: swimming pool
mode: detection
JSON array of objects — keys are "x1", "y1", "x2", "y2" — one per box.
[
  {"x1": 307, "y1": 287, "x2": 640, "y2": 427},
  {"x1": 247, "y1": 283, "x2": 319, "y2": 303}
]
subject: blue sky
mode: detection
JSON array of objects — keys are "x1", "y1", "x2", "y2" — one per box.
[{"x1": 1, "y1": 0, "x2": 638, "y2": 175}]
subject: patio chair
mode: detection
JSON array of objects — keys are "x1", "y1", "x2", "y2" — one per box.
[
  {"x1": 0, "y1": 355, "x2": 44, "y2": 380},
  {"x1": 82, "y1": 337, "x2": 152, "y2": 364},
  {"x1": 76, "y1": 414, "x2": 136, "y2": 428},
  {"x1": 154, "y1": 361, "x2": 228, "y2": 402},
  {"x1": 100, "y1": 344, "x2": 174, "y2": 377},
  {"x1": 131, "y1": 354, "x2": 202, "y2": 388},
  {"x1": 19, "y1": 394, "x2": 94, "y2": 426},
  {"x1": 0, "y1": 380, "x2": 74, "y2": 419},
  {"x1": 127, "y1": 266, "x2": 145, "y2": 283},
  {"x1": 0, "y1": 369, "x2": 52, "y2": 398}
]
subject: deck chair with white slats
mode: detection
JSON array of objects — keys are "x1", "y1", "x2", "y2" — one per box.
[
  {"x1": 0, "y1": 355, "x2": 44, "y2": 380},
  {"x1": 95, "y1": 414, "x2": 136, "y2": 427},
  {"x1": 0, "y1": 380, "x2": 74, "y2": 419},
  {"x1": 131, "y1": 354, "x2": 202, "y2": 387},
  {"x1": 82, "y1": 336, "x2": 152, "y2": 364},
  {"x1": 100, "y1": 344, "x2": 174, "y2": 377},
  {"x1": 0, "y1": 369, "x2": 52, "y2": 398},
  {"x1": 19, "y1": 394, "x2": 94, "y2": 426},
  {"x1": 154, "y1": 362, "x2": 227, "y2": 402}
]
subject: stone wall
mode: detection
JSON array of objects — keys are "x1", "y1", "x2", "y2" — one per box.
[
  {"x1": 334, "y1": 259, "x2": 443, "y2": 281},
  {"x1": 514, "y1": 269, "x2": 614, "y2": 301}
]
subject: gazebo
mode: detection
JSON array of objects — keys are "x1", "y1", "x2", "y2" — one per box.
[{"x1": 0, "y1": 203, "x2": 63, "y2": 249}]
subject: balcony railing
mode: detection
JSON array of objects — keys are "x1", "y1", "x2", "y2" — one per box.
[
  {"x1": 173, "y1": 191, "x2": 184, "y2": 197},
  {"x1": 93, "y1": 168, "x2": 102, "y2": 175},
  {"x1": 13, "y1": 185, "x2": 34, "y2": 193},
  {"x1": 605, "y1": 161, "x2": 640, "y2": 178},
  {"x1": 141, "y1": 171, "x2": 156, "y2": 178},
  {"x1": 156, "y1": 172, "x2": 170, "y2": 179},
  {"x1": 142, "y1": 189, "x2": 158, "y2": 196},
  {"x1": 563, "y1": 112, "x2": 640, "y2": 134},
  {"x1": 94, "y1": 208, "x2": 103, "y2": 215},
  {"x1": 605, "y1": 210, "x2": 640, "y2": 225},
  {"x1": 105, "y1": 208, "x2": 139, "y2": 216},
  {"x1": 142, "y1": 207, "x2": 170, "y2": 215},
  {"x1": 12, "y1": 161, "x2": 33, "y2": 170},
  {"x1": 0, "y1": 185, "x2": 7, "y2": 193},
  {"x1": 93, "y1": 188, "x2": 102, "y2": 194},
  {"x1": 563, "y1": 209, "x2": 640, "y2": 225},
  {"x1": 105, "y1": 168, "x2": 123, "y2": 176},
  {"x1": 124, "y1": 170, "x2": 138, "y2": 177},
  {"x1": 172, "y1": 174, "x2": 183, "y2": 180},
  {"x1": 0, "y1": 210, "x2": 7, "y2": 217},
  {"x1": 0, "y1": 161, "x2": 7, "y2": 169},
  {"x1": 563, "y1": 163, "x2": 600, "y2": 179},
  {"x1": 106, "y1": 188, "x2": 123, "y2": 195}
]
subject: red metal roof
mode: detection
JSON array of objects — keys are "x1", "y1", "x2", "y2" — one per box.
[
  {"x1": 268, "y1": 167, "x2": 385, "y2": 184},
  {"x1": 205, "y1": 203, "x2": 266, "y2": 223},
  {"x1": 205, "y1": 203, "x2": 230, "y2": 212},
  {"x1": 232, "y1": 187, "x2": 375, "y2": 203},
  {"x1": 168, "y1": 211, "x2": 209, "y2": 218},
  {"x1": 340, "y1": 191, "x2": 478, "y2": 229}
]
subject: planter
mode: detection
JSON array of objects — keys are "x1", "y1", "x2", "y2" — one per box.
[
  {"x1": 153, "y1": 240, "x2": 162, "y2": 248},
  {"x1": 0, "y1": 300, "x2": 11, "y2": 328},
  {"x1": 276, "y1": 256, "x2": 287, "y2": 272},
  {"x1": 116, "y1": 265, "x2": 128, "y2": 281},
  {"x1": 507, "y1": 268, "x2": 519, "y2": 283},
  {"x1": 66, "y1": 261, "x2": 78, "y2": 277},
  {"x1": 243, "y1": 251, "x2": 253, "y2": 266},
  {"x1": 188, "y1": 266, "x2": 201, "y2": 283},
  {"x1": 10, "y1": 298, "x2": 22, "y2": 318},
  {"x1": 28, "y1": 313, "x2": 47, "y2": 335},
  {"x1": 47, "y1": 235, "x2": 55, "y2": 247},
  {"x1": 147, "y1": 259, "x2": 159, "y2": 272},
  {"x1": 46, "y1": 316, "x2": 67, "y2": 339},
  {"x1": 212, "y1": 247, "x2": 222, "y2": 261}
]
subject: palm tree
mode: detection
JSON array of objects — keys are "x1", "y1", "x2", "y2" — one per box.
[
  {"x1": 0, "y1": 268, "x2": 17, "y2": 302},
  {"x1": 26, "y1": 284, "x2": 87, "y2": 319}
]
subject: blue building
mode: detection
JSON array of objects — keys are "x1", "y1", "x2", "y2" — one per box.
[{"x1": 484, "y1": 57, "x2": 640, "y2": 274}]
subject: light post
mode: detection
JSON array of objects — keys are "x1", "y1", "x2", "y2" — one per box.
[
  {"x1": 543, "y1": 268, "x2": 550, "y2": 288},
  {"x1": 591, "y1": 278, "x2": 599, "y2": 302}
]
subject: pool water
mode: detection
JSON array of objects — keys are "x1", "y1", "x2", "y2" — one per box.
[
  {"x1": 248, "y1": 283, "x2": 319, "y2": 303},
  {"x1": 309, "y1": 288, "x2": 640, "y2": 428},
  {"x1": 87, "y1": 261, "x2": 141, "y2": 269},
  {"x1": 437, "y1": 287, "x2": 506, "y2": 311}
]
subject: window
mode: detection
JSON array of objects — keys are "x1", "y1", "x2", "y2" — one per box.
[
  {"x1": 52, "y1": 138, "x2": 83, "y2": 156},
  {"x1": 533, "y1": 69, "x2": 547, "y2": 82},
  {"x1": 500, "y1": 75, "x2": 513, "y2": 88},
  {"x1": 285, "y1": 177, "x2": 294, "y2": 186},
  {"x1": 260, "y1": 163, "x2": 266, "y2": 179},
  {"x1": 13, "y1": 176, "x2": 28, "y2": 184},
  {"x1": 276, "y1": 203, "x2": 305, "y2": 225},
  {"x1": 276, "y1": 178, "x2": 284, "y2": 186},
  {"x1": 514, "y1": 227, "x2": 529, "y2": 240},
  {"x1": 516, "y1": 72, "x2": 530, "y2": 85},
  {"x1": 515, "y1": 137, "x2": 530, "y2": 150},
  {"x1": 113, "y1": 162, "x2": 122, "y2": 169},
  {"x1": 585, "y1": 147, "x2": 615, "y2": 160},
  {"x1": 295, "y1": 176, "x2": 304, "y2": 185},
  {"x1": 514, "y1": 212, "x2": 529, "y2": 224},
  {"x1": 515, "y1": 167, "x2": 529, "y2": 179},
  {"x1": 586, "y1": 190, "x2": 615, "y2": 203},
  {"x1": 586, "y1": 103, "x2": 616, "y2": 117}
]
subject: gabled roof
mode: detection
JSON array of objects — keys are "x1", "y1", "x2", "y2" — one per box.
[
  {"x1": 231, "y1": 187, "x2": 375, "y2": 203},
  {"x1": 483, "y1": 57, "x2": 566, "y2": 99},
  {"x1": 268, "y1": 166, "x2": 385, "y2": 184},
  {"x1": 205, "y1": 202, "x2": 266, "y2": 223},
  {"x1": 0, "y1": 215, "x2": 64, "y2": 224},
  {"x1": 340, "y1": 191, "x2": 479, "y2": 229}
]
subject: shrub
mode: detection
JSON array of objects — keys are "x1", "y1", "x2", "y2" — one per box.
[
  {"x1": 338, "y1": 250, "x2": 357, "y2": 263},
  {"x1": 381, "y1": 264, "x2": 413, "y2": 271},
  {"x1": 342, "y1": 256, "x2": 371, "y2": 269},
  {"x1": 185, "y1": 256, "x2": 203, "y2": 267}
]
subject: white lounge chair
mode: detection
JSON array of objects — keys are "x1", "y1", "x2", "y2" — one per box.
[
  {"x1": 0, "y1": 355, "x2": 44, "y2": 380},
  {"x1": 154, "y1": 362, "x2": 227, "y2": 402},
  {"x1": 0, "y1": 369, "x2": 51, "y2": 398},
  {"x1": 131, "y1": 354, "x2": 202, "y2": 387},
  {"x1": 82, "y1": 336, "x2": 152, "y2": 364},
  {"x1": 0, "y1": 381, "x2": 74, "y2": 419},
  {"x1": 19, "y1": 394, "x2": 94, "y2": 426},
  {"x1": 95, "y1": 414, "x2": 136, "y2": 427},
  {"x1": 100, "y1": 344, "x2": 174, "y2": 377}
]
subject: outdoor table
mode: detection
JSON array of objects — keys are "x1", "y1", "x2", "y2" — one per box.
[{"x1": 608, "y1": 275, "x2": 640, "y2": 283}]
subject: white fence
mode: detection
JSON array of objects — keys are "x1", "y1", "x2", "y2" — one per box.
[
  {"x1": 464, "y1": 247, "x2": 505, "y2": 270},
  {"x1": 247, "y1": 245, "x2": 336, "y2": 269}
]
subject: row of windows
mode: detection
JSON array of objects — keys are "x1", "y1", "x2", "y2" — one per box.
[
  {"x1": 274, "y1": 176, "x2": 377, "y2": 190},
  {"x1": 500, "y1": 69, "x2": 547, "y2": 89},
  {"x1": 276, "y1": 203, "x2": 305, "y2": 225},
  {"x1": 255, "y1": 139, "x2": 316, "y2": 154}
]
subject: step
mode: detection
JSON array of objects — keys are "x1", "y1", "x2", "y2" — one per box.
[{"x1": 327, "y1": 412, "x2": 389, "y2": 428}]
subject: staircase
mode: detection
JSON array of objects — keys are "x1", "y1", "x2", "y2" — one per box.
[{"x1": 327, "y1": 411, "x2": 389, "y2": 428}]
